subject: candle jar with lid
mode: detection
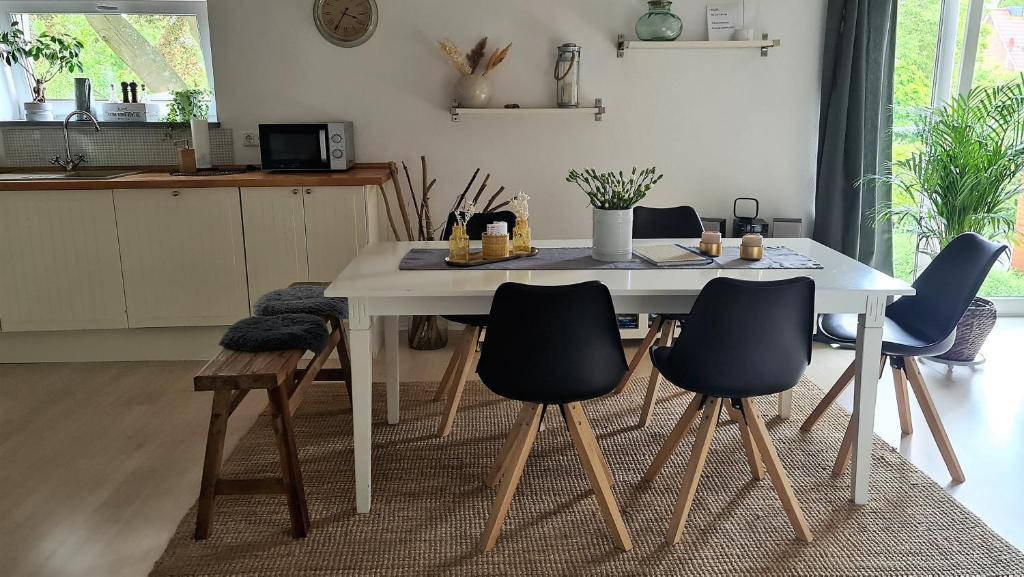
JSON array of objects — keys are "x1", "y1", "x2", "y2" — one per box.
[{"x1": 554, "y1": 43, "x2": 580, "y2": 108}]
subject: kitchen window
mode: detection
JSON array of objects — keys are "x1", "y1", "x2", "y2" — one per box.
[{"x1": 0, "y1": 1, "x2": 215, "y2": 120}]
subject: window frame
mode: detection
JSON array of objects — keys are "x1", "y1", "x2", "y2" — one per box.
[{"x1": 0, "y1": 0, "x2": 215, "y2": 116}]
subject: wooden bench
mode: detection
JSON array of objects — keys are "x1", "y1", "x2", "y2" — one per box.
[{"x1": 192, "y1": 285, "x2": 351, "y2": 540}]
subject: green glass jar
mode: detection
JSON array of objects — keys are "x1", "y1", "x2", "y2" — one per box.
[{"x1": 635, "y1": 0, "x2": 682, "y2": 41}]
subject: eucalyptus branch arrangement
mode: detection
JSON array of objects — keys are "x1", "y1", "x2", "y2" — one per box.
[
  {"x1": 869, "y1": 79, "x2": 1024, "y2": 253},
  {"x1": 437, "y1": 37, "x2": 511, "y2": 76},
  {"x1": 566, "y1": 167, "x2": 664, "y2": 210},
  {"x1": 0, "y1": 20, "x2": 84, "y2": 102}
]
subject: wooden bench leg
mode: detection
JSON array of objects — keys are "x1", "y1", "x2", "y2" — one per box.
[
  {"x1": 331, "y1": 317, "x2": 353, "y2": 402},
  {"x1": 195, "y1": 389, "x2": 232, "y2": 540},
  {"x1": 267, "y1": 385, "x2": 310, "y2": 537}
]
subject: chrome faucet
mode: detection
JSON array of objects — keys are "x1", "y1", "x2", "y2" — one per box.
[{"x1": 52, "y1": 110, "x2": 101, "y2": 171}]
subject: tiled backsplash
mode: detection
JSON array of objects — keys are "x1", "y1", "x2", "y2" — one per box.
[{"x1": 0, "y1": 125, "x2": 234, "y2": 167}]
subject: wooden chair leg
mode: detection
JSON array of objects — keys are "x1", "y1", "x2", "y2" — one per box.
[
  {"x1": 800, "y1": 359, "x2": 856, "y2": 432},
  {"x1": 730, "y1": 401, "x2": 765, "y2": 480},
  {"x1": 564, "y1": 403, "x2": 633, "y2": 551},
  {"x1": 434, "y1": 326, "x2": 472, "y2": 402},
  {"x1": 331, "y1": 317, "x2": 353, "y2": 402},
  {"x1": 479, "y1": 403, "x2": 543, "y2": 552},
  {"x1": 438, "y1": 326, "x2": 481, "y2": 437},
  {"x1": 194, "y1": 389, "x2": 232, "y2": 540},
  {"x1": 741, "y1": 398, "x2": 813, "y2": 542},
  {"x1": 485, "y1": 403, "x2": 537, "y2": 488},
  {"x1": 565, "y1": 403, "x2": 615, "y2": 487},
  {"x1": 267, "y1": 385, "x2": 309, "y2": 537},
  {"x1": 893, "y1": 359, "x2": 913, "y2": 436},
  {"x1": 832, "y1": 416, "x2": 855, "y2": 477},
  {"x1": 667, "y1": 397, "x2": 720, "y2": 545},
  {"x1": 613, "y1": 317, "x2": 664, "y2": 395},
  {"x1": 644, "y1": 394, "x2": 705, "y2": 482},
  {"x1": 639, "y1": 319, "x2": 676, "y2": 428},
  {"x1": 904, "y1": 357, "x2": 965, "y2": 483}
]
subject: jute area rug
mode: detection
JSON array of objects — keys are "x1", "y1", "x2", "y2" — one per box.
[{"x1": 151, "y1": 377, "x2": 1024, "y2": 576}]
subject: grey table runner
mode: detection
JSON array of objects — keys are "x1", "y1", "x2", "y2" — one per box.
[{"x1": 399, "y1": 246, "x2": 823, "y2": 271}]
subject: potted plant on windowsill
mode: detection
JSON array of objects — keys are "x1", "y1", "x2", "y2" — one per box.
[
  {"x1": 0, "y1": 20, "x2": 84, "y2": 121},
  {"x1": 165, "y1": 88, "x2": 212, "y2": 169},
  {"x1": 567, "y1": 167, "x2": 664, "y2": 261},
  {"x1": 873, "y1": 78, "x2": 1024, "y2": 363}
]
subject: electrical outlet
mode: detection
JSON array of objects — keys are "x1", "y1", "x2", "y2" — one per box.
[{"x1": 242, "y1": 131, "x2": 260, "y2": 147}]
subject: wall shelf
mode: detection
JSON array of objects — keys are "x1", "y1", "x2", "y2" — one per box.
[
  {"x1": 450, "y1": 99, "x2": 605, "y2": 122},
  {"x1": 617, "y1": 34, "x2": 780, "y2": 58}
]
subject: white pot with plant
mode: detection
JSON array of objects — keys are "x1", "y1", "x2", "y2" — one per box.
[
  {"x1": 166, "y1": 89, "x2": 212, "y2": 169},
  {"x1": 873, "y1": 79, "x2": 1024, "y2": 363},
  {"x1": 437, "y1": 37, "x2": 510, "y2": 109},
  {"x1": 567, "y1": 167, "x2": 664, "y2": 262},
  {"x1": 0, "y1": 20, "x2": 84, "y2": 121}
]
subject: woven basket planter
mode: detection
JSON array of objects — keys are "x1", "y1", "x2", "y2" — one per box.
[{"x1": 935, "y1": 297, "x2": 997, "y2": 363}]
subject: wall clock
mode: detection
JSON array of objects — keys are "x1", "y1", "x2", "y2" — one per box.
[{"x1": 314, "y1": 0, "x2": 379, "y2": 48}]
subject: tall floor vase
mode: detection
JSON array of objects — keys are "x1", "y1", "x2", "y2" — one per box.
[{"x1": 408, "y1": 315, "x2": 449, "y2": 350}]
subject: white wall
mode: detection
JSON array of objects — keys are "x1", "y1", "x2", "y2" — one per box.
[{"x1": 208, "y1": 0, "x2": 826, "y2": 238}]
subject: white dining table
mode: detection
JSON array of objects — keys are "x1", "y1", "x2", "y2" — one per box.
[{"x1": 326, "y1": 238, "x2": 914, "y2": 514}]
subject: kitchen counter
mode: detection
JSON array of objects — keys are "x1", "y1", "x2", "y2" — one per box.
[{"x1": 0, "y1": 163, "x2": 392, "y2": 191}]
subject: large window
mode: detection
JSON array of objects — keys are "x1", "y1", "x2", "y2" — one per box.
[
  {"x1": 0, "y1": 1, "x2": 214, "y2": 119},
  {"x1": 891, "y1": 0, "x2": 1024, "y2": 302}
]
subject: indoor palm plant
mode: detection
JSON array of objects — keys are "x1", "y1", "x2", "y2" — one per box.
[
  {"x1": 567, "y1": 166, "x2": 663, "y2": 261},
  {"x1": 0, "y1": 20, "x2": 84, "y2": 120},
  {"x1": 873, "y1": 79, "x2": 1024, "y2": 362}
]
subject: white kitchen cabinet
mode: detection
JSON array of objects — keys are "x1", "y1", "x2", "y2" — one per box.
[
  {"x1": 302, "y1": 186, "x2": 368, "y2": 281},
  {"x1": 0, "y1": 189, "x2": 128, "y2": 331},
  {"x1": 114, "y1": 187, "x2": 250, "y2": 327},
  {"x1": 240, "y1": 187, "x2": 310, "y2": 308}
]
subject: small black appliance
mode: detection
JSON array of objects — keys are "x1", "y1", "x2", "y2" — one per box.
[{"x1": 732, "y1": 197, "x2": 769, "y2": 238}]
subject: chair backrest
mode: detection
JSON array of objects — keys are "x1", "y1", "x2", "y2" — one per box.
[
  {"x1": 441, "y1": 211, "x2": 517, "y2": 241},
  {"x1": 477, "y1": 281, "x2": 628, "y2": 404},
  {"x1": 886, "y1": 232, "x2": 1008, "y2": 343},
  {"x1": 633, "y1": 205, "x2": 704, "y2": 239},
  {"x1": 665, "y1": 277, "x2": 815, "y2": 396}
]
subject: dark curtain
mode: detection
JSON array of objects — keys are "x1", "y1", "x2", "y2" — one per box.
[{"x1": 812, "y1": 0, "x2": 898, "y2": 274}]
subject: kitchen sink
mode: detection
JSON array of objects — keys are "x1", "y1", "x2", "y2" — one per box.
[{"x1": 0, "y1": 169, "x2": 141, "y2": 181}]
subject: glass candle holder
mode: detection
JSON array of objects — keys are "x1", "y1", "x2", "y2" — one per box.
[
  {"x1": 513, "y1": 219, "x2": 531, "y2": 254},
  {"x1": 449, "y1": 225, "x2": 469, "y2": 262}
]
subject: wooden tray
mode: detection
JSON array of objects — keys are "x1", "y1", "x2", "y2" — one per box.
[{"x1": 445, "y1": 247, "x2": 540, "y2": 267}]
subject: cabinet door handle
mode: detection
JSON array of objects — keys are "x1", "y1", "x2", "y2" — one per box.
[
  {"x1": 172, "y1": 191, "x2": 180, "y2": 197},
  {"x1": 305, "y1": 188, "x2": 312, "y2": 195},
  {"x1": 292, "y1": 188, "x2": 299, "y2": 195}
]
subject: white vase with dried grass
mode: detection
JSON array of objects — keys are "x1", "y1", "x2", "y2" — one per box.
[{"x1": 438, "y1": 37, "x2": 510, "y2": 109}]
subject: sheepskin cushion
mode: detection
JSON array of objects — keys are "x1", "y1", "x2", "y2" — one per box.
[
  {"x1": 254, "y1": 286, "x2": 348, "y2": 319},
  {"x1": 220, "y1": 314, "x2": 328, "y2": 353}
]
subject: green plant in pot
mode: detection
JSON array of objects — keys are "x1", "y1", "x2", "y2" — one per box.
[
  {"x1": 165, "y1": 88, "x2": 213, "y2": 168},
  {"x1": 567, "y1": 167, "x2": 663, "y2": 262},
  {"x1": 872, "y1": 78, "x2": 1024, "y2": 362},
  {"x1": 0, "y1": 20, "x2": 84, "y2": 120}
]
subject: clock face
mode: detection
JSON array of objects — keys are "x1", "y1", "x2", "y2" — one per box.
[{"x1": 314, "y1": 0, "x2": 378, "y2": 48}]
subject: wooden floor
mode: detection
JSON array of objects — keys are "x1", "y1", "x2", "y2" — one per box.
[{"x1": 1, "y1": 319, "x2": 1023, "y2": 576}]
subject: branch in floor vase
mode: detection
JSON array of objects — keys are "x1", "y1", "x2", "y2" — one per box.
[
  {"x1": 402, "y1": 161, "x2": 424, "y2": 240},
  {"x1": 388, "y1": 161, "x2": 414, "y2": 240},
  {"x1": 471, "y1": 172, "x2": 491, "y2": 204},
  {"x1": 421, "y1": 156, "x2": 435, "y2": 241},
  {"x1": 482, "y1": 186, "x2": 506, "y2": 212},
  {"x1": 376, "y1": 184, "x2": 401, "y2": 241},
  {"x1": 452, "y1": 167, "x2": 480, "y2": 213}
]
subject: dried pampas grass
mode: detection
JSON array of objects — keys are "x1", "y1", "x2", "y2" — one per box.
[
  {"x1": 437, "y1": 38, "x2": 471, "y2": 76},
  {"x1": 483, "y1": 42, "x2": 511, "y2": 76},
  {"x1": 466, "y1": 37, "x2": 488, "y2": 74}
]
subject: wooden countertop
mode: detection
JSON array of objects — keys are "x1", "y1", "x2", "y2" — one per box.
[{"x1": 0, "y1": 163, "x2": 392, "y2": 191}]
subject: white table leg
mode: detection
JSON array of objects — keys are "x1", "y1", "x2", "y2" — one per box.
[
  {"x1": 348, "y1": 299, "x2": 374, "y2": 514},
  {"x1": 385, "y1": 315, "x2": 400, "y2": 425},
  {"x1": 851, "y1": 295, "x2": 886, "y2": 505}
]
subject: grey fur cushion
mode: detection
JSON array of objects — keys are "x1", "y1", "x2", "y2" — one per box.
[
  {"x1": 220, "y1": 314, "x2": 328, "y2": 353},
  {"x1": 254, "y1": 286, "x2": 348, "y2": 319}
]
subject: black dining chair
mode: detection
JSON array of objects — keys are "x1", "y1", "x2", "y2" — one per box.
[
  {"x1": 801, "y1": 232, "x2": 1008, "y2": 483},
  {"x1": 615, "y1": 205, "x2": 705, "y2": 428},
  {"x1": 434, "y1": 210, "x2": 517, "y2": 437},
  {"x1": 474, "y1": 281, "x2": 633, "y2": 553},
  {"x1": 644, "y1": 277, "x2": 815, "y2": 544}
]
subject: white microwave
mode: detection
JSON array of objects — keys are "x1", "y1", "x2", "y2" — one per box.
[{"x1": 259, "y1": 122, "x2": 355, "y2": 171}]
